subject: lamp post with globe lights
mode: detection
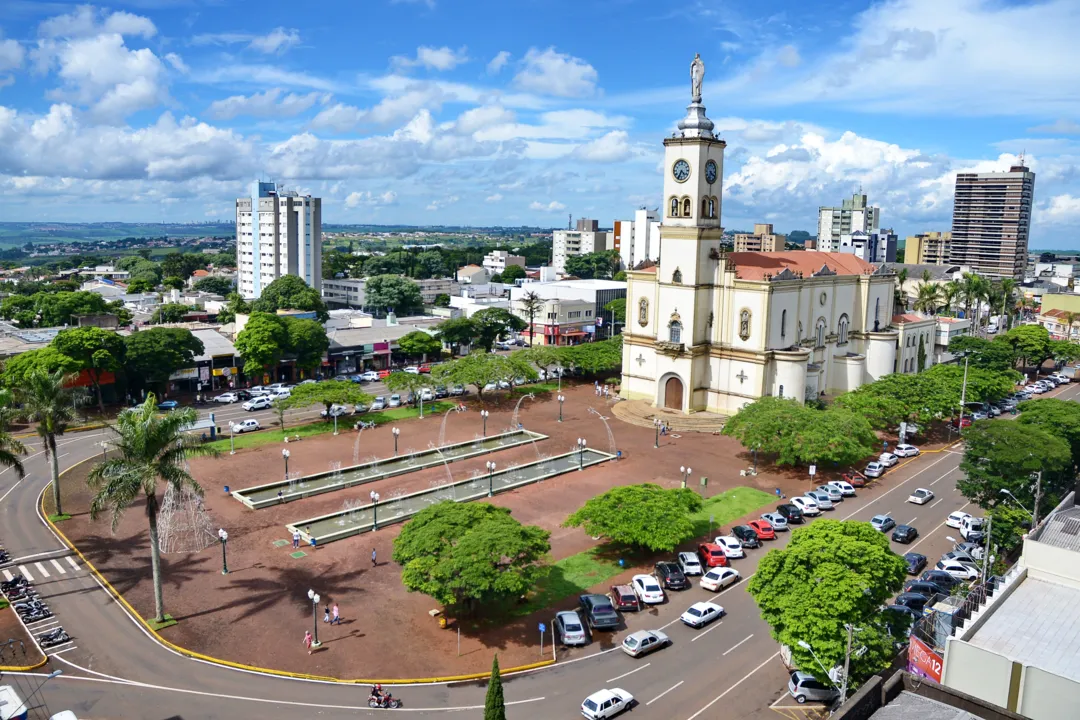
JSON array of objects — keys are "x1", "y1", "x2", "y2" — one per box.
[
  {"x1": 370, "y1": 490, "x2": 381, "y2": 529},
  {"x1": 680, "y1": 465, "x2": 692, "y2": 489},
  {"x1": 480, "y1": 410, "x2": 489, "y2": 437},
  {"x1": 282, "y1": 448, "x2": 290, "y2": 480},
  {"x1": 218, "y1": 528, "x2": 229, "y2": 574},
  {"x1": 392, "y1": 427, "x2": 400, "y2": 456},
  {"x1": 557, "y1": 394, "x2": 565, "y2": 422},
  {"x1": 307, "y1": 589, "x2": 322, "y2": 648},
  {"x1": 486, "y1": 461, "x2": 496, "y2": 497},
  {"x1": 577, "y1": 438, "x2": 587, "y2": 470}
]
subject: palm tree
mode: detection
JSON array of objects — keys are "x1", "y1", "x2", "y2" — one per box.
[
  {"x1": 894, "y1": 268, "x2": 909, "y2": 312},
  {"x1": 998, "y1": 278, "x2": 1017, "y2": 328},
  {"x1": 942, "y1": 280, "x2": 962, "y2": 317},
  {"x1": 519, "y1": 291, "x2": 544, "y2": 346},
  {"x1": 1063, "y1": 311, "x2": 1078, "y2": 341},
  {"x1": 913, "y1": 282, "x2": 942, "y2": 315},
  {"x1": 87, "y1": 395, "x2": 219, "y2": 624},
  {"x1": 0, "y1": 390, "x2": 27, "y2": 482},
  {"x1": 17, "y1": 370, "x2": 87, "y2": 517}
]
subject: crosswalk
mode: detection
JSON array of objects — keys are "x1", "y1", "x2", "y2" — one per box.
[{"x1": 2, "y1": 555, "x2": 81, "y2": 583}]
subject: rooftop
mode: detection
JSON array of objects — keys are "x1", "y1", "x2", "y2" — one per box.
[
  {"x1": 728, "y1": 251, "x2": 876, "y2": 280},
  {"x1": 1032, "y1": 504, "x2": 1080, "y2": 552},
  {"x1": 870, "y1": 691, "x2": 984, "y2": 720},
  {"x1": 893, "y1": 313, "x2": 934, "y2": 324},
  {"x1": 886, "y1": 263, "x2": 965, "y2": 281},
  {"x1": 190, "y1": 328, "x2": 237, "y2": 361}
]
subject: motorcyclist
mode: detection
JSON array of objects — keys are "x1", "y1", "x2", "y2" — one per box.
[{"x1": 369, "y1": 684, "x2": 383, "y2": 703}]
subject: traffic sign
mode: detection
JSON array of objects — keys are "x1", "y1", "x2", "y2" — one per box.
[{"x1": 538, "y1": 622, "x2": 546, "y2": 633}]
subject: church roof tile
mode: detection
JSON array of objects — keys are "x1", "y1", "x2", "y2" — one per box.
[{"x1": 727, "y1": 251, "x2": 876, "y2": 280}]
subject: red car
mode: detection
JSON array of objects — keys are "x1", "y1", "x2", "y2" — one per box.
[
  {"x1": 609, "y1": 584, "x2": 640, "y2": 612},
  {"x1": 418, "y1": 364, "x2": 432, "y2": 373},
  {"x1": 378, "y1": 369, "x2": 391, "y2": 379},
  {"x1": 842, "y1": 471, "x2": 867, "y2": 488},
  {"x1": 697, "y1": 543, "x2": 729, "y2": 568},
  {"x1": 748, "y1": 519, "x2": 775, "y2": 540},
  {"x1": 951, "y1": 416, "x2": 972, "y2": 429}
]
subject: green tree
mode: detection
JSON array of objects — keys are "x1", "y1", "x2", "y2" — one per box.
[
  {"x1": 251, "y1": 275, "x2": 329, "y2": 322},
  {"x1": 748, "y1": 520, "x2": 907, "y2": 687},
  {"x1": 287, "y1": 382, "x2": 373, "y2": 417},
  {"x1": 433, "y1": 293, "x2": 451, "y2": 308},
  {"x1": 1001, "y1": 324, "x2": 1051, "y2": 369},
  {"x1": 214, "y1": 292, "x2": 249, "y2": 325},
  {"x1": 415, "y1": 251, "x2": 447, "y2": 279},
  {"x1": 500, "y1": 264, "x2": 527, "y2": 282},
  {"x1": 18, "y1": 370, "x2": 85, "y2": 516},
  {"x1": 1049, "y1": 339, "x2": 1080, "y2": 365},
  {"x1": 192, "y1": 276, "x2": 235, "y2": 296},
  {"x1": 124, "y1": 328, "x2": 204, "y2": 395},
  {"x1": 0, "y1": 291, "x2": 114, "y2": 327},
  {"x1": 484, "y1": 656, "x2": 506, "y2": 720},
  {"x1": 149, "y1": 303, "x2": 191, "y2": 324},
  {"x1": 161, "y1": 276, "x2": 186, "y2": 290},
  {"x1": 958, "y1": 421, "x2": 1071, "y2": 518},
  {"x1": 126, "y1": 278, "x2": 156, "y2": 294},
  {"x1": 432, "y1": 352, "x2": 522, "y2": 401},
  {"x1": 436, "y1": 316, "x2": 480, "y2": 356},
  {"x1": 565, "y1": 251, "x2": 619, "y2": 279},
  {"x1": 947, "y1": 336, "x2": 1017, "y2": 371},
  {"x1": 472, "y1": 308, "x2": 527, "y2": 351},
  {"x1": 392, "y1": 502, "x2": 550, "y2": 613},
  {"x1": 1017, "y1": 398, "x2": 1080, "y2": 470},
  {"x1": 160, "y1": 252, "x2": 205, "y2": 280},
  {"x1": 234, "y1": 312, "x2": 290, "y2": 375},
  {"x1": 53, "y1": 326, "x2": 126, "y2": 414},
  {"x1": 284, "y1": 317, "x2": 329, "y2": 371},
  {"x1": 397, "y1": 330, "x2": 442, "y2": 360},
  {"x1": 604, "y1": 298, "x2": 626, "y2": 325},
  {"x1": 520, "y1": 345, "x2": 564, "y2": 379},
  {"x1": 563, "y1": 484, "x2": 704, "y2": 551},
  {"x1": 3, "y1": 346, "x2": 81, "y2": 389},
  {"x1": 365, "y1": 274, "x2": 424, "y2": 315},
  {"x1": 87, "y1": 396, "x2": 220, "y2": 623},
  {"x1": 917, "y1": 334, "x2": 927, "y2": 372},
  {"x1": 613, "y1": 270, "x2": 627, "y2": 282},
  {"x1": 723, "y1": 397, "x2": 876, "y2": 467},
  {"x1": 561, "y1": 337, "x2": 623, "y2": 375},
  {"x1": 921, "y1": 363, "x2": 1018, "y2": 406}
]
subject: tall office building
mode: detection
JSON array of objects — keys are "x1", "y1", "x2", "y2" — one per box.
[
  {"x1": 815, "y1": 193, "x2": 880, "y2": 252},
  {"x1": 904, "y1": 231, "x2": 952, "y2": 265},
  {"x1": 236, "y1": 181, "x2": 322, "y2": 299},
  {"x1": 949, "y1": 164, "x2": 1035, "y2": 279}
]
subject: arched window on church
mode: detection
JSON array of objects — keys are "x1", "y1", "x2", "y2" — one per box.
[
  {"x1": 781, "y1": 309, "x2": 787, "y2": 339},
  {"x1": 701, "y1": 197, "x2": 710, "y2": 218},
  {"x1": 838, "y1": 314, "x2": 850, "y2": 344},
  {"x1": 874, "y1": 298, "x2": 881, "y2": 330},
  {"x1": 670, "y1": 196, "x2": 679, "y2": 217},
  {"x1": 708, "y1": 196, "x2": 716, "y2": 218},
  {"x1": 682, "y1": 197, "x2": 692, "y2": 217},
  {"x1": 816, "y1": 318, "x2": 827, "y2": 348},
  {"x1": 779, "y1": 385, "x2": 784, "y2": 398},
  {"x1": 672, "y1": 268, "x2": 683, "y2": 284},
  {"x1": 669, "y1": 321, "x2": 682, "y2": 344}
]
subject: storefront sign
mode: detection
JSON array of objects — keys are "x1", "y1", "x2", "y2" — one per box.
[
  {"x1": 169, "y1": 368, "x2": 199, "y2": 381},
  {"x1": 908, "y1": 636, "x2": 943, "y2": 683}
]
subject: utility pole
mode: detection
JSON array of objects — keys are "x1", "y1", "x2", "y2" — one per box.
[
  {"x1": 839, "y1": 623, "x2": 854, "y2": 704},
  {"x1": 1032, "y1": 471, "x2": 1043, "y2": 529},
  {"x1": 981, "y1": 514, "x2": 993, "y2": 585},
  {"x1": 958, "y1": 355, "x2": 969, "y2": 433}
]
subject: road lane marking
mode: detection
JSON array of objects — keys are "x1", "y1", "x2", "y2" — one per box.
[
  {"x1": 929, "y1": 470, "x2": 953, "y2": 486},
  {"x1": 723, "y1": 634, "x2": 754, "y2": 656},
  {"x1": 65, "y1": 556, "x2": 79, "y2": 570},
  {"x1": 17, "y1": 565, "x2": 33, "y2": 581},
  {"x1": 607, "y1": 663, "x2": 650, "y2": 683},
  {"x1": 34, "y1": 562, "x2": 50, "y2": 578},
  {"x1": 2, "y1": 569, "x2": 11, "y2": 581},
  {"x1": 690, "y1": 620, "x2": 724, "y2": 642},
  {"x1": 647, "y1": 680, "x2": 683, "y2": 706},
  {"x1": 50, "y1": 559, "x2": 66, "y2": 574},
  {"x1": 0, "y1": 477, "x2": 26, "y2": 505},
  {"x1": 907, "y1": 502, "x2": 971, "y2": 553},
  {"x1": 687, "y1": 651, "x2": 781, "y2": 720},
  {"x1": 907, "y1": 517, "x2": 918, "y2": 526},
  {"x1": 3, "y1": 549, "x2": 73, "y2": 563}
]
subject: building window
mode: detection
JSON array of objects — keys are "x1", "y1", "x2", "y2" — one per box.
[
  {"x1": 778, "y1": 385, "x2": 784, "y2": 398},
  {"x1": 670, "y1": 197, "x2": 679, "y2": 217},
  {"x1": 672, "y1": 268, "x2": 683, "y2": 284},
  {"x1": 781, "y1": 309, "x2": 787, "y2": 339},
  {"x1": 838, "y1": 314, "x2": 849, "y2": 344},
  {"x1": 816, "y1": 318, "x2": 827, "y2": 348},
  {"x1": 669, "y1": 321, "x2": 682, "y2": 344},
  {"x1": 874, "y1": 298, "x2": 881, "y2": 330},
  {"x1": 682, "y1": 197, "x2": 692, "y2": 216},
  {"x1": 567, "y1": 311, "x2": 582, "y2": 319}
]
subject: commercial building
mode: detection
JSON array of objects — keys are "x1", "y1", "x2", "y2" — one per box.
[
  {"x1": 905, "y1": 232, "x2": 952, "y2": 265},
  {"x1": 815, "y1": 194, "x2": 880, "y2": 253},
  {"x1": 734, "y1": 223, "x2": 784, "y2": 253},
  {"x1": 510, "y1": 295, "x2": 596, "y2": 346},
  {"x1": 482, "y1": 250, "x2": 525, "y2": 276},
  {"x1": 949, "y1": 163, "x2": 1036, "y2": 279},
  {"x1": 455, "y1": 264, "x2": 489, "y2": 284},
  {"x1": 321, "y1": 277, "x2": 458, "y2": 309},
  {"x1": 934, "y1": 316, "x2": 970, "y2": 363},
  {"x1": 236, "y1": 181, "x2": 322, "y2": 299},
  {"x1": 509, "y1": 278, "x2": 627, "y2": 342},
  {"x1": 892, "y1": 314, "x2": 936, "y2": 374},
  {"x1": 613, "y1": 208, "x2": 661, "y2": 269},
  {"x1": 553, "y1": 221, "x2": 611, "y2": 274}
]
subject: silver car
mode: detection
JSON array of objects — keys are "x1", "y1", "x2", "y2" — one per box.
[
  {"x1": 371, "y1": 396, "x2": 387, "y2": 411},
  {"x1": 806, "y1": 489, "x2": 834, "y2": 510},
  {"x1": 788, "y1": 671, "x2": 839, "y2": 705},
  {"x1": 760, "y1": 512, "x2": 789, "y2": 530},
  {"x1": 677, "y1": 551, "x2": 703, "y2": 576},
  {"x1": 815, "y1": 484, "x2": 842, "y2": 502},
  {"x1": 554, "y1": 610, "x2": 588, "y2": 646},
  {"x1": 621, "y1": 629, "x2": 670, "y2": 658}
]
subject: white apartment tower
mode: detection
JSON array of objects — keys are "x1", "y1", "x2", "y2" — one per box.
[
  {"x1": 236, "y1": 181, "x2": 322, "y2": 299},
  {"x1": 816, "y1": 194, "x2": 880, "y2": 252},
  {"x1": 552, "y1": 218, "x2": 610, "y2": 275},
  {"x1": 614, "y1": 208, "x2": 662, "y2": 269}
]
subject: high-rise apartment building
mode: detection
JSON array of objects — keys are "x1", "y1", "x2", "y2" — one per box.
[
  {"x1": 949, "y1": 164, "x2": 1035, "y2": 279},
  {"x1": 905, "y1": 231, "x2": 952, "y2": 265},
  {"x1": 236, "y1": 181, "x2": 322, "y2": 299},
  {"x1": 734, "y1": 223, "x2": 784, "y2": 252},
  {"x1": 613, "y1": 208, "x2": 661, "y2": 269},
  {"x1": 553, "y1": 219, "x2": 610, "y2": 274},
  {"x1": 815, "y1": 194, "x2": 880, "y2": 252}
]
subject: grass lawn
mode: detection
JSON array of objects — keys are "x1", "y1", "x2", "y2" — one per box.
[
  {"x1": 205, "y1": 401, "x2": 459, "y2": 452},
  {"x1": 689, "y1": 486, "x2": 778, "y2": 537}
]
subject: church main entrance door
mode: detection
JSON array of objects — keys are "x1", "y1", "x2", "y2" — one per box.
[{"x1": 664, "y1": 377, "x2": 683, "y2": 410}]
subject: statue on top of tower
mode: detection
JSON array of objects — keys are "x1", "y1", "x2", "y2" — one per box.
[{"x1": 690, "y1": 53, "x2": 705, "y2": 103}]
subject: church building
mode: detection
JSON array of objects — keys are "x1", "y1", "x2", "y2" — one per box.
[{"x1": 620, "y1": 57, "x2": 899, "y2": 415}]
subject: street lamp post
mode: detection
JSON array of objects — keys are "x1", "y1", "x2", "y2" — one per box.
[
  {"x1": 486, "y1": 461, "x2": 496, "y2": 496},
  {"x1": 797, "y1": 638, "x2": 846, "y2": 699},
  {"x1": 480, "y1": 410, "x2": 489, "y2": 437},
  {"x1": 557, "y1": 394, "x2": 565, "y2": 422},
  {"x1": 282, "y1": 448, "x2": 290, "y2": 480},
  {"x1": 229, "y1": 423, "x2": 235, "y2": 455},
  {"x1": 654, "y1": 418, "x2": 661, "y2": 449},
  {"x1": 392, "y1": 427, "x2": 400, "y2": 456},
  {"x1": 577, "y1": 438, "x2": 587, "y2": 470},
  {"x1": 957, "y1": 355, "x2": 970, "y2": 434},
  {"x1": 370, "y1": 490, "x2": 381, "y2": 529},
  {"x1": 680, "y1": 465, "x2": 692, "y2": 489},
  {"x1": 218, "y1": 528, "x2": 229, "y2": 574},
  {"x1": 752, "y1": 445, "x2": 759, "y2": 475},
  {"x1": 306, "y1": 589, "x2": 322, "y2": 648}
]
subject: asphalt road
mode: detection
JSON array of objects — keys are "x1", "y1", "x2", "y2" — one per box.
[{"x1": 3, "y1": 380, "x2": 1077, "y2": 720}]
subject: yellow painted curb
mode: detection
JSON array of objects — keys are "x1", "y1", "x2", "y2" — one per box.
[
  {"x1": 15, "y1": 423, "x2": 107, "y2": 440},
  {"x1": 43, "y1": 459, "x2": 557, "y2": 684},
  {"x1": 0, "y1": 656, "x2": 48, "y2": 672}
]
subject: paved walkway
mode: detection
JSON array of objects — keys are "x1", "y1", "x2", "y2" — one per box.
[{"x1": 612, "y1": 399, "x2": 728, "y2": 433}]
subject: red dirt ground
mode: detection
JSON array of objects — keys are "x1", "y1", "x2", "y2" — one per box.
[
  {"x1": 0, "y1": 606, "x2": 47, "y2": 669},
  {"x1": 54, "y1": 382, "x2": 951, "y2": 678}
]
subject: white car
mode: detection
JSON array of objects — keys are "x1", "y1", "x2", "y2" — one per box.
[
  {"x1": 230, "y1": 419, "x2": 260, "y2": 434},
  {"x1": 370, "y1": 397, "x2": 387, "y2": 411},
  {"x1": 213, "y1": 392, "x2": 239, "y2": 404},
  {"x1": 620, "y1": 629, "x2": 670, "y2": 658},
  {"x1": 713, "y1": 536, "x2": 745, "y2": 558},
  {"x1": 908, "y1": 488, "x2": 935, "y2": 505},
  {"x1": 879, "y1": 452, "x2": 899, "y2": 467},
  {"x1": 242, "y1": 396, "x2": 272, "y2": 411},
  {"x1": 320, "y1": 404, "x2": 350, "y2": 418},
  {"x1": 760, "y1": 512, "x2": 789, "y2": 530},
  {"x1": 936, "y1": 560, "x2": 979, "y2": 581},
  {"x1": 864, "y1": 462, "x2": 885, "y2": 478},
  {"x1": 418, "y1": 388, "x2": 435, "y2": 402},
  {"x1": 960, "y1": 515, "x2": 986, "y2": 540},
  {"x1": 677, "y1": 551, "x2": 703, "y2": 576},
  {"x1": 581, "y1": 688, "x2": 634, "y2": 720},
  {"x1": 631, "y1": 574, "x2": 665, "y2": 605},
  {"x1": 248, "y1": 385, "x2": 271, "y2": 397},
  {"x1": 827, "y1": 480, "x2": 856, "y2": 497},
  {"x1": 1029, "y1": 384, "x2": 1046, "y2": 394},
  {"x1": 1052, "y1": 372, "x2": 1071, "y2": 384},
  {"x1": 360, "y1": 371, "x2": 380, "y2": 382},
  {"x1": 681, "y1": 601, "x2": 724, "y2": 628},
  {"x1": 403, "y1": 366, "x2": 420, "y2": 375},
  {"x1": 946, "y1": 511, "x2": 971, "y2": 530},
  {"x1": 700, "y1": 567, "x2": 741, "y2": 592},
  {"x1": 271, "y1": 388, "x2": 291, "y2": 399},
  {"x1": 791, "y1": 496, "x2": 821, "y2": 516},
  {"x1": 894, "y1": 444, "x2": 920, "y2": 457}
]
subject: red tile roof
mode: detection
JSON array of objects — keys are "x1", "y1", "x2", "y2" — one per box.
[
  {"x1": 1042, "y1": 308, "x2": 1068, "y2": 319},
  {"x1": 727, "y1": 251, "x2": 876, "y2": 280},
  {"x1": 192, "y1": 269, "x2": 210, "y2": 277},
  {"x1": 892, "y1": 313, "x2": 931, "y2": 324}
]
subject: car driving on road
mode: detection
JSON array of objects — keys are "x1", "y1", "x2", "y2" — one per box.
[
  {"x1": 620, "y1": 630, "x2": 670, "y2": 658},
  {"x1": 871, "y1": 514, "x2": 896, "y2": 532},
  {"x1": 580, "y1": 688, "x2": 634, "y2": 719},
  {"x1": 907, "y1": 488, "x2": 934, "y2": 505},
  {"x1": 243, "y1": 396, "x2": 273, "y2": 411},
  {"x1": 680, "y1": 601, "x2": 724, "y2": 628}
]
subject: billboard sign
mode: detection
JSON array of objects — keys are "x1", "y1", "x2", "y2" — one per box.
[{"x1": 908, "y1": 635, "x2": 943, "y2": 683}]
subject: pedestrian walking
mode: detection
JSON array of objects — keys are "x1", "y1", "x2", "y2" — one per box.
[
  {"x1": 660, "y1": 422, "x2": 668, "y2": 436},
  {"x1": 303, "y1": 630, "x2": 313, "y2": 654},
  {"x1": 323, "y1": 605, "x2": 330, "y2": 623},
  {"x1": 292, "y1": 529, "x2": 301, "y2": 549},
  {"x1": 331, "y1": 603, "x2": 341, "y2": 625},
  {"x1": 371, "y1": 548, "x2": 377, "y2": 567},
  {"x1": 775, "y1": 488, "x2": 782, "y2": 499}
]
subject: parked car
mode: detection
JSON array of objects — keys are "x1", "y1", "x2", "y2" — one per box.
[
  {"x1": 353, "y1": 403, "x2": 369, "y2": 414},
  {"x1": 554, "y1": 610, "x2": 588, "y2": 646},
  {"x1": 815, "y1": 484, "x2": 843, "y2": 502},
  {"x1": 450, "y1": 384, "x2": 466, "y2": 396},
  {"x1": 952, "y1": 541, "x2": 985, "y2": 561},
  {"x1": 697, "y1": 542, "x2": 729, "y2": 568},
  {"x1": 904, "y1": 552, "x2": 928, "y2": 575},
  {"x1": 776, "y1": 503, "x2": 804, "y2": 524},
  {"x1": 230, "y1": 419, "x2": 260, "y2": 434},
  {"x1": 826, "y1": 480, "x2": 856, "y2": 497},
  {"x1": 418, "y1": 388, "x2": 435, "y2": 402},
  {"x1": 760, "y1": 512, "x2": 789, "y2": 531},
  {"x1": 842, "y1": 471, "x2": 867, "y2": 488},
  {"x1": 891, "y1": 525, "x2": 918, "y2": 544},
  {"x1": 214, "y1": 392, "x2": 240, "y2": 403},
  {"x1": 419, "y1": 364, "x2": 432, "y2": 373},
  {"x1": 654, "y1": 562, "x2": 689, "y2": 591},
  {"x1": 879, "y1": 452, "x2": 899, "y2": 467},
  {"x1": 699, "y1": 567, "x2": 740, "y2": 593},
  {"x1": 894, "y1": 592, "x2": 931, "y2": 614},
  {"x1": 157, "y1": 400, "x2": 178, "y2": 410},
  {"x1": 940, "y1": 550, "x2": 978, "y2": 568},
  {"x1": 713, "y1": 536, "x2": 745, "y2": 558},
  {"x1": 921, "y1": 569, "x2": 961, "y2": 590},
  {"x1": 631, "y1": 574, "x2": 665, "y2": 605},
  {"x1": 680, "y1": 601, "x2": 724, "y2": 628},
  {"x1": 243, "y1": 396, "x2": 272, "y2": 411},
  {"x1": 864, "y1": 461, "x2": 885, "y2": 478},
  {"x1": 748, "y1": 519, "x2": 776, "y2": 540},
  {"x1": 904, "y1": 580, "x2": 946, "y2": 597},
  {"x1": 935, "y1": 559, "x2": 979, "y2": 581},
  {"x1": 790, "y1": 496, "x2": 821, "y2": 516},
  {"x1": 320, "y1": 404, "x2": 350, "y2": 418},
  {"x1": 894, "y1": 444, "x2": 920, "y2": 457},
  {"x1": 434, "y1": 385, "x2": 448, "y2": 398},
  {"x1": 677, "y1": 551, "x2": 703, "y2": 576},
  {"x1": 609, "y1": 585, "x2": 640, "y2": 612},
  {"x1": 580, "y1": 688, "x2": 634, "y2": 720},
  {"x1": 946, "y1": 511, "x2": 971, "y2": 529},
  {"x1": 578, "y1": 594, "x2": 621, "y2": 631},
  {"x1": 788, "y1": 671, "x2": 839, "y2": 705},
  {"x1": 805, "y1": 490, "x2": 834, "y2": 510},
  {"x1": 359, "y1": 371, "x2": 380, "y2": 382},
  {"x1": 907, "y1": 488, "x2": 934, "y2": 505},
  {"x1": 271, "y1": 388, "x2": 291, "y2": 399},
  {"x1": 960, "y1": 515, "x2": 986, "y2": 541},
  {"x1": 620, "y1": 629, "x2": 670, "y2": 658},
  {"x1": 870, "y1": 514, "x2": 896, "y2": 532},
  {"x1": 248, "y1": 385, "x2": 271, "y2": 396},
  {"x1": 730, "y1": 525, "x2": 762, "y2": 548}
]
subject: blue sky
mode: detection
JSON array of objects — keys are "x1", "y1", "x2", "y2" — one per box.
[{"x1": 1, "y1": 0, "x2": 1079, "y2": 246}]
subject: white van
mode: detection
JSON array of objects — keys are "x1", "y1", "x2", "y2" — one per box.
[{"x1": 960, "y1": 515, "x2": 986, "y2": 540}]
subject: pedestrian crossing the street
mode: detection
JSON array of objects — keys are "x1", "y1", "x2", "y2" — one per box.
[{"x1": 3, "y1": 555, "x2": 81, "y2": 583}]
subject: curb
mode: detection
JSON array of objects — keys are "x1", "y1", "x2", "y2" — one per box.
[
  {"x1": 0, "y1": 656, "x2": 48, "y2": 672},
  {"x1": 14, "y1": 423, "x2": 107, "y2": 440},
  {"x1": 41, "y1": 458, "x2": 557, "y2": 684}
]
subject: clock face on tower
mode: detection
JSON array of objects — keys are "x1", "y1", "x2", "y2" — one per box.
[
  {"x1": 672, "y1": 159, "x2": 691, "y2": 183},
  {"x1": 705, "y1": 160, "x2": 717, "y2": 184}
]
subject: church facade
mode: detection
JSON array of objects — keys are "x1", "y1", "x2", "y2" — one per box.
[{"x1": 620, "y1": 59, "x2": 899, "y2": 415}]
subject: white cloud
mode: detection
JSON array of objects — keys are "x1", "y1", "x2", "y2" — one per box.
[
  {"x1": 0, "y1": 36, "x2": 25, "y2": 73},
  {"x1": 1040, "y1": 194, "x2": 1080, "y2": 224},
  {"x1": 249, "y1": 28, "x2": 301, "y2": 55},
  {"x1": 39, "y1": 7, "x2": 157, "y2": 39},
  {"x1": 776, "y1": 45, "x2": 801, "y2": 68},
  {"x1": 310, "y1": 102, "x2": 366, "y2": 132},
  {"x1": 312, "y1": 87, "x2": 447, "y2": 132},
  {"x1": 529, "y1": 200, "x2": 566, "y2": 212},
  {"x1": 453, "y1": 105, "x2": 515, "y2": 135},
  {"x1": 514, "y1": 47, "x2": 598, "y2": 98},
  {"x1": 392, "y1": 46, "x2": 469, "y2": 72},
  {"x1": 426, "y1": 195, "x2": 459, "y2": 211},
  {"x1": 1029, "y1": 119, "x2": 1080, "y2": 135},
  {"x1": 197, "y1": 64, "x2": 339, "y2": 93},
  {"x1": 474, "y1": 108, "x2": 629, "y2": 142},
  {"x1": 485, "y1": 193, "x2": 503, "y2": 203},
  {"x1": 209, "y1": 89, "x2": 322, "y2": 120},
  {"x1": 487, "y1": 51, "x2": 511, "y2": 74},
  {"x1": 574, "y1": 130, "x2": 632, "y2": 163},
  {"x1": 344, "y1": 190, "x2": 398, "y2": 208},
  {"x1": 164, "y1": 53, "x2": 189, "y2": 74}
]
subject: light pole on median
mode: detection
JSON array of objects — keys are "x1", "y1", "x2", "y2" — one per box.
[
  {"x1": 680, "y1": 465, "x2": 692, "y2": 489},
  {"x1": 282, "y1": 448, "x2": 290, "y2": 480},
  {"x1": 557, "y1": 394, "x2": 565, "y2": 422},
  {"x1": 370, "y1": 490, "x2": 381, "y2": 530},
  {"x1": 307, "y1": 589, "x2": 321, "y2": 648},
  {"x1": 480, "y1": 410, "x2": 489, "y2": 437},
  {"x1": 218, "y1": 528, "x2": 229, "y2": 574},
  {"x1": 392, "y1": 427, "x2": 400, "y2": 456},
  {"x1": 486, "y1": 461, "x2": 496, "y2": 497},
  {"x1": 577, "y1": 437, "x2": 587, "y2": 470}
]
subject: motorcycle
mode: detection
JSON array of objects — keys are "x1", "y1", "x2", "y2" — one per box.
[
  {"x1": 6, "y1": 590, "x2": 38, "y2": 604},
  {"x1": 20, "y1": 610, "x2": 52, "y2": 623},
  {"x1": 38, "y1": 629, "x2": 71, "y2": 648},
  {"x1": 14, "y1": 600, "x2": 48, "y2": 614},
  {"x1": 368, "y1": 694, "x2": 401, "y2": 709},
  {"x1": 1, "y1": 575, "x2": 27, "y2": 591}
]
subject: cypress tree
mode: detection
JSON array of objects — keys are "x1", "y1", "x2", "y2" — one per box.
[{"x1": 484, "y1": 654, "x2": 506, "y2": 720}]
